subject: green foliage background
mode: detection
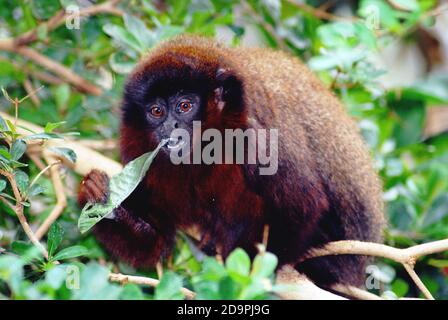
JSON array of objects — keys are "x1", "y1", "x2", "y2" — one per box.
[{"x1": 1, "y1": 0, "x2": 448, "y2": 299}]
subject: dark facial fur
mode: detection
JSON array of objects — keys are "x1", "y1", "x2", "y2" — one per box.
[
  {"x1": 144, "y1": 91, "x2": 201, "y2": 153},
  {"x1": 79, "y1": 35, "x2": 385, "y2": 288}
]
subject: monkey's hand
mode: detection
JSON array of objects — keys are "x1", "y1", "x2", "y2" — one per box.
[{"x1": 78, "y1": 169, "x2": 110, "y2": 207}]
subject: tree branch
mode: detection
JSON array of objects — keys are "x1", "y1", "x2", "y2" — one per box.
[
  {"x1": 0, "y1": 41, "x2": 102, "y2": 96},
  {"x1": 15, "y1": 0, "x2": 123, "y2": 46},
  {"x1": 303, "y1": 240, "x2": 448, "y2": 299},
  {"x1": 0, "y1": 169, "x2": 49, "y2": 259},
  {"x1": 285, "y1": 0, "x2": 358, "y2": 22},
  {"x1": 109, "y1": 272, "x2": 196, "y2": 300},
  {"x1": 0, "y1": 0, "x2": 123, "y2": 96},
  {"x1": 35, "y1": 153, "x2": 67, "y2": 240}
]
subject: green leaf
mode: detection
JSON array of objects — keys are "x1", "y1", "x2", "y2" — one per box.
[
  {"x1": 10, "y1": 139, "x2": 26, "y2": 161},
  {"x1": 0, "y1": 179, "x2": 6, "y2": 192},
  {"x1": 309, "y1": 48, "x2": 366, "y2": 71},
  {"x1": 155, "y1": 271, "x2": 184, "y2": 300},
  {"x1": 354, "y1": 22, "x2": 377, "y2": 50},
  {"x1": 45, "y1": 265, "x2": 67, "y2": 289},
  {"x1": 154, "y1": 25, "x2": 184, "y2": 42},
  {"x1": 359, "y1": 0, "x2": 401, "y2": 32},
  {"x1": 54, "y1": 85, "x2": 70, "y2": 110},
  {"x1": 47, "y1": 223, "x2": 64, "y2": 258},
  {"x1": 31, "y1": 0, "x2": 61, "y2": 19},
  {"x1": 0, "y1": 146, "x2": 11, "y2": 161},
  {"x1": 251, "y1": 252, "x2": 278, "y2": 278},
  {"x1": 391, "y1": 278, "x2": 409, "y2": 297},
  {"x1": 109, "y1": 52, "x2": 136, "y2": 75},
  {"x1": 44, "y1": 121, "x2": 66, "y2": 133},
  {"x1": 123, "y1": 14, "x2": 154, "y2": 49},
  {"x1": 11, "y1": 241, "x2": 43, "y2": 263},
  {"x1": 48, "y1": 147, "x2": 77, "y2": 163},
  {"x1": 26, "y1": 183, "x2": 46, "y2": 198},
  {"x1": 240, "y1": 279, "x2": 268, "y2": 299},
  {"x1": 427, "y1": 259, "x2": 448, "y2": 268},
  {"x1": 196, "y1": 257, "x2": 227, "y2": 281},
  {"x1": 53, "y1": 245, "x2": 89, "y2": 261},
  {"x1": 36, "y1": 24, "x2": 48, "y2": 41},
  {"x1": 1, "y1": 87, "x2": 12, "y2": 102},
  {"x1": 103, "y1": 24, "x2": 144, "y2": 54},
  {"x1": 73, "y1": 262, "x2": 122, "y2": 300},
  {"x1": 226, "y1": 248, "x2": 251, "y2": 277},
  {"x1": 78, "y1": 139, "x2": 167, "y2": 233},
  {"x1": 0, "y1": 255, "x2": 25, "y2": 293},
  {"x1": 120, "y1": 284, "x2": 145, "y2": 300},
  {"x1": 389, "y1": 97, "x2": 425, "y2": 147},
  {"x1": 14, "y1": 170, "x2": 29, "y2": 194},
  {"x1": 0, "y1": 115, "x2": 9, "y2": 131},
  {"x1": 422, "y1": 194, "x2": 448, "y2": 228},
  {"x1": 23, "y1": 132, "x2": 64, "y2": 141},
  {"x1": 218, "y1": 275, "x2": 240, "y2": 299}
]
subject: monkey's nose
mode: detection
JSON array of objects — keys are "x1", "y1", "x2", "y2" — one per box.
[{"x1": 163, "y1": 120, "x2": 178, "y2": 131}]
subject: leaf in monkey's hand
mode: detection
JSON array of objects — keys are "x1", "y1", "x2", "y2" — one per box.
[{"x1": 78, "y1": 139, "x2": 168, "y2": 234}]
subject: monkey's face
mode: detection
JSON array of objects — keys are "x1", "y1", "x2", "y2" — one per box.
[{"x1": 144, "y1": 91, "x2": 202, "y2": 152}]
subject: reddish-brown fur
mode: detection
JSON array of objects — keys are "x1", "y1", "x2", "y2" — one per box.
[{"x1": 79, "y1": 36, "x2": 385, "y2": 287}]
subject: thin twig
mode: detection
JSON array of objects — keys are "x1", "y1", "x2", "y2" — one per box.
[
  {"x1": 109, "y1": 272, "x2": 196, "y2": 299},
  {"x1": 27, "y1": 153, "x2": 51, "y2": 174},
  {"x1": 23, "y1": 79, "x2": 41, "y2": 106},
  {"x1": 0, "y1": 169, "x2": 49, "y2": 259},
  {"x1": 286, "y1": 0, "x2": 358, "y2": 22},
  {"x1": 241, "y1": 1, "x2": 291, "y2": 52},
  {"x1": 14, "y1": 0, "x2": 123, "y2": 46},
  {"x1": 35, "y1": 153, "x2": 67, "y2": 240},
  {"x1": 403, "y1": 264, "x2": 434, "y2": 300},
  {"x1": 28, "y1": 160, "x2": 61, "y2": 190}
]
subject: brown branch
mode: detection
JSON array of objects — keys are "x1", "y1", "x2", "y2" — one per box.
[
  {"x1": 77, "y1": 139, "x2": 118, "y2": 151},
  {"x1": 0, "y1": 0, "x2": 123, "y2": 96},
  {"x1": 241, "y1": 1, "x2": 291, "y2": 52},
  {"x1": 275, "y1": 265, "x2": 346, "y2": 300},
  {"x1": 304, "y1": 240, "x2": 448, "y2": 300},
  {"x1": 109, "y1": 272, "x2": 196, "y2": 300},
  {"x1": 0, "y1": 41, "x2": 102, "y2": 96},
  {"x1": 27, "y1": 153, "x2": 51, "y2": 174},
  {"x1": 286, "y1": 0, "x2": 358, "y2": 22},
  {"x1": 0, "y1": 112, "x2": 123, "y2": 177},
  {"x1": 35, "y1": 154, "x2": 67, "y2": 240},
  {"x1": 0, "y1": 56, "x2": 65, "y2": 85},
  {"x1": 15, "y1": 0, "x2": 123, "y2": 46},
  {"x1": 0, "y1": 169, "x2": 49, "y2": 259},
  {"x1": 23, "y1": 78, "x2": 41, "y2": 106}
]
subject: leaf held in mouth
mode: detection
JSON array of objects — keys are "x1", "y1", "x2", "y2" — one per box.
[{"x1": 78, "y1": 139, "x2": 168, "y2": 233}]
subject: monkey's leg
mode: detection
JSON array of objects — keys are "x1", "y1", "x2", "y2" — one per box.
[{"x1": 79, "y1": 170, "x2": 175, "y2": 268}]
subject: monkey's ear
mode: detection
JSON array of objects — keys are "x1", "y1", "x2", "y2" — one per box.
[{"x1": 215, "y1": 68, "x2": 243, "y2": 110}]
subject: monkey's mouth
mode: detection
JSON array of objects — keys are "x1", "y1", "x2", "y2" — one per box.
[{"x1": 166, "y1": 137, "x2": 185, "y2": 150}]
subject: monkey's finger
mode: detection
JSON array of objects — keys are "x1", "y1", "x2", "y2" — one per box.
[{"x1": 83, "y1": 179, "x2": 109, "y2": 204}]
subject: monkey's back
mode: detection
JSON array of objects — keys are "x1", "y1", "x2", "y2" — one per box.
[
  {"x1": 229, "y1": 45, "x2": 385, "y2": 236},
  {"x1": 226, "y1": 45, "x2": 385, "y2": 285}
]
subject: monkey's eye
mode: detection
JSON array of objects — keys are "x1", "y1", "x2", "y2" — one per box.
[
  {"x1": 149, "y1": 105, "x2": 164, "y2": 118},
  {"x1": 176, "y1": 101, "x2": 192, "y2": 114}
]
